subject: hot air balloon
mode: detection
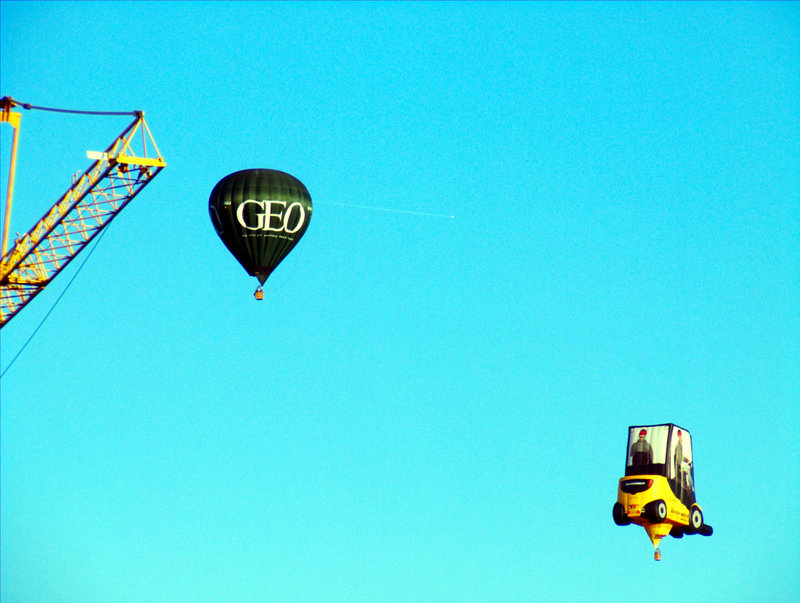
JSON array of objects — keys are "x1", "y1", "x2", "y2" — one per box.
[
  {"x1": 209, "y1": 169, "x2": 312, "y2": 298},
  {"x1": 612, "y1": 424, "x2": 713, "y2": 561}
]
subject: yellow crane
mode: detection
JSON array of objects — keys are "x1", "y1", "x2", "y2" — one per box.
[{"x1": 0, "y1": 97, "x2": 166, "y2": 327}]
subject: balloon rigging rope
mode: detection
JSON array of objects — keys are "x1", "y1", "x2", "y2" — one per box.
[{"x1": 0, "y1": 226, "x2": 110, "y2": 378}]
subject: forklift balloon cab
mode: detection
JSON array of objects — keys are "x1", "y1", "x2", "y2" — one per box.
[{"x1": 613, "y1": 424, "x2": 712, "y2": 560}]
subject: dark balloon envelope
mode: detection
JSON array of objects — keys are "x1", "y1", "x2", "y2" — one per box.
[{"x1": 209, "y1": 169, "x2": 312, "y2": 285}]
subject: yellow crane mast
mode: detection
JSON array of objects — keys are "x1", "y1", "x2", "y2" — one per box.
[{"x1": 0, "y1": 97, "x2": 166, "y2": 327}]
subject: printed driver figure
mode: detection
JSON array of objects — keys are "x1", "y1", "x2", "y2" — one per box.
[{"x1": 630, "y1": 429, "x2": 653, "y2": 466}]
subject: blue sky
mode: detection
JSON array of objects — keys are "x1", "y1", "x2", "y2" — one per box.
[{"x1": 1, "y1": 2, "x2": 798, "y2": 601}]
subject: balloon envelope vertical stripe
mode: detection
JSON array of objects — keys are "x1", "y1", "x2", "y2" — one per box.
[{"x1": 209, "y1": 169, "x2": 312, "y2": 285}]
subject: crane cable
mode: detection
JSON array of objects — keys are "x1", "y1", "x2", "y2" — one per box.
[
  {"x1": 3, "y1": 96, "x2": 138, "y2": 116},
  {"x1": 0, "y1": 225, "x2": 111, "y2": 378},
  {"x1": 0, "y1": 97, "x2": 137, "y2": 377}
]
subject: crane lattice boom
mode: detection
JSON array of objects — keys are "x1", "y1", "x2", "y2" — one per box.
[{"x1": 0, "y1": 101, "x2": 166, "y2": 326}]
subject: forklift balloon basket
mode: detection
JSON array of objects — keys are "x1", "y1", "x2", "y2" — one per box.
[{"x1": 254, "y1": 286, "x2": 264, "y2": 300}]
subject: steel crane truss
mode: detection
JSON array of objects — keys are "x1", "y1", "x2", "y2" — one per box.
[{"x1": 0, "y1": 113, "x2": 165, "y2": 326}]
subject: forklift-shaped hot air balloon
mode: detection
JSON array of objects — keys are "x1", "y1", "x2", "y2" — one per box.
[{"x1": 613, "y1": 424, "x2": 712, "y2": 560}]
